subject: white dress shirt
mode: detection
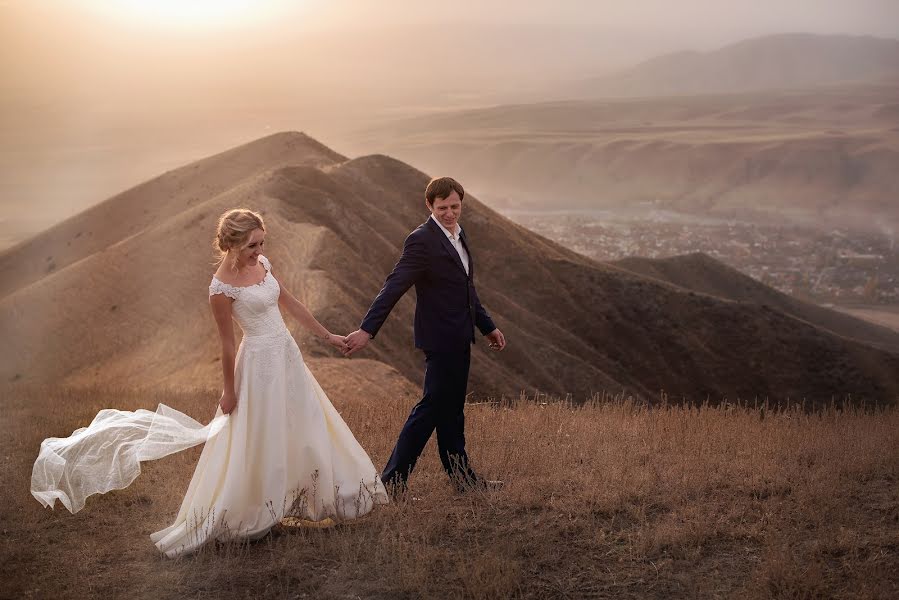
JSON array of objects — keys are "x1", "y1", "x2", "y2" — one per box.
[{"x1": 430, "y1": 215, "x2": 470, "y2": 276}]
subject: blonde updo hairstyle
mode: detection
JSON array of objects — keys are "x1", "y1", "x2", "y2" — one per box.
[{"x1": 214, "y1": 209, "x2": 266, "y2": 269}]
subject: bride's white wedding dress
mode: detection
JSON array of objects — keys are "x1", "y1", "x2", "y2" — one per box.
[{"x1": 31, "y1": 255, "x2": 388, "y2": 557}]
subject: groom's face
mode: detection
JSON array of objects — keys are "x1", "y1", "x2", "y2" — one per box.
[{"x1": 427, "y1": 191, "x2": 462, "y2": 233}]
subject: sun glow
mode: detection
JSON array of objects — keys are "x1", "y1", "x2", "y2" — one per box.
[{"x1": 101, "y1": 0, "x2": 283, "y2": 29}]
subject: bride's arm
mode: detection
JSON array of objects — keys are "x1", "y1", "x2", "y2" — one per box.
[
  {"x1": 210, "y1": 294, "x2": 238, "y2": 413},
  {"x1": 277, "y1": 282, "x2": 348, "y2": 353}
]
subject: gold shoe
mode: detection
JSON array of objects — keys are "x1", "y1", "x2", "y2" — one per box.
[{"x1": 279, "y1": 516, "x2": 336, "y2": 529}]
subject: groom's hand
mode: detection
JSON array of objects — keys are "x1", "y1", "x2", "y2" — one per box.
[
  {"x1": 344, "y1": 329, "x2": 372, "y2": 357},
  {"x1": 485, "y1": 328, "x2": 506, "y2": 351}
]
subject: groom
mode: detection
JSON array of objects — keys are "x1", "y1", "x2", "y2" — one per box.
[{"x1": 344, "y1": 176, "x2": 506, "y2": 495}]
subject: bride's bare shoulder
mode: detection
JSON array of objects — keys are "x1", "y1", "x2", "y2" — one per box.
[{"x1": 212, "y1": 264, "x2": 233, "y2": 284}]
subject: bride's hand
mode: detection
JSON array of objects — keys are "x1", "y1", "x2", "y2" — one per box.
[
  {"x1": 219, "y1": 390, "x2": 238, "y2": 415},
  {"x1": 325, "y1": 333, "x2": 350, "y2": 355}
]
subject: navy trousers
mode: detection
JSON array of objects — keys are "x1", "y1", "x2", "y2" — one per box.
[{"x1": 381, "y1": 347, "x2": 479, "y2": 488}]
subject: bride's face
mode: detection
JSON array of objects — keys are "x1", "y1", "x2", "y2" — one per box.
[{"x1": 233, "y1": 228, "x2": 265, "y2": 269}]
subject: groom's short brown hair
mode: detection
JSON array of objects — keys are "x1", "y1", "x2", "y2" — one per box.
[{"x1": 425, "y1": 177, "x2": 464, "y2": 206}]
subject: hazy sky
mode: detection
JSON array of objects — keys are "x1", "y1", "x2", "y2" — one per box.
[
  {"x1": 52, "y1": 0, "x2": 899, "y2": 35},
  {"x1": 1, "y1": 0, "x2": 898, "y2": 239},
  {"x1": 4, "y1": 0, "x2": 898, "y2": 111}
]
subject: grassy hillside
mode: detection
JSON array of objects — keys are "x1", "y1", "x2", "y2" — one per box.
[
  {"x1": 2, "y1": 383, "x2": 897, "y2": 598},
  {"x1": 614, "y1": 252, "x2": 899, "y2": 353}
]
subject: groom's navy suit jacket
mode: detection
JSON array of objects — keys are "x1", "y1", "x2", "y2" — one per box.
[{"x1": 360, "y1": 217, "x2": 496, "y2": 352}]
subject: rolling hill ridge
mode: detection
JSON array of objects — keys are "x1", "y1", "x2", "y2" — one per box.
[{"x1": 2, "y1": 132, "x2": 898, "y2": 405}]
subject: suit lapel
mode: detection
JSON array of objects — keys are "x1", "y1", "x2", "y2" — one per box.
[{"x1": 426, "y1": 218, "x2": 468, "y2": 277}]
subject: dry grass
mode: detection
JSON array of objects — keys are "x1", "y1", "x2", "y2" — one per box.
[{"x1": 1, "y1": 384, "x2": 897, "y2": 599}]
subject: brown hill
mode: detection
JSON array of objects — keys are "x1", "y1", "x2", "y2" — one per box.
[
  {"x1": 613, "y1": 252, "x2": 899, "y2": 354},
  {"x1": 0, "y1": 132, "x2": 345, "y2": 300},
  {"x1": 2, "y1": 132, "x2": 898, "y2": 405},
  {"x1": 573, "y1": 33, "x2": 899, "y2": 98},
  {"x1": 347, "y1": 82, "x2": 899, "y2": 231}
]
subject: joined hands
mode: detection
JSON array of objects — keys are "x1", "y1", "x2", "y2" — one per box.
[
  {"x1": 324, "y1": 332, "x2": 351, "y2": 354},
  {"x1": 343, "y1": 329, "x2": 372, "y2": 357},
  {"x1": 336, "y1": 328, "x2": 506, "y2": 358}
]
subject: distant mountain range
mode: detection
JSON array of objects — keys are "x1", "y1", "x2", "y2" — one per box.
[
  {"x1": 572, "y1": 33, "x2": 899, "y2": 98},
  {"x1": 2, "y1": 132, "x2": 898, "y2": 405},
  {"x1": 344, "y1": 33, "x2": 899, "y2": 228}
]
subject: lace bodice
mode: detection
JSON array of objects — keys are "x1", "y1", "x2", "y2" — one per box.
[{"x1": 209, "y1": 256, "x2": 289, "y2": 339}]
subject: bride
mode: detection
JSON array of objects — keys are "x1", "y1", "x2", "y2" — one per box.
[{"x1": 31, "y1": 208, "x2": 388, "y2": 557}]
